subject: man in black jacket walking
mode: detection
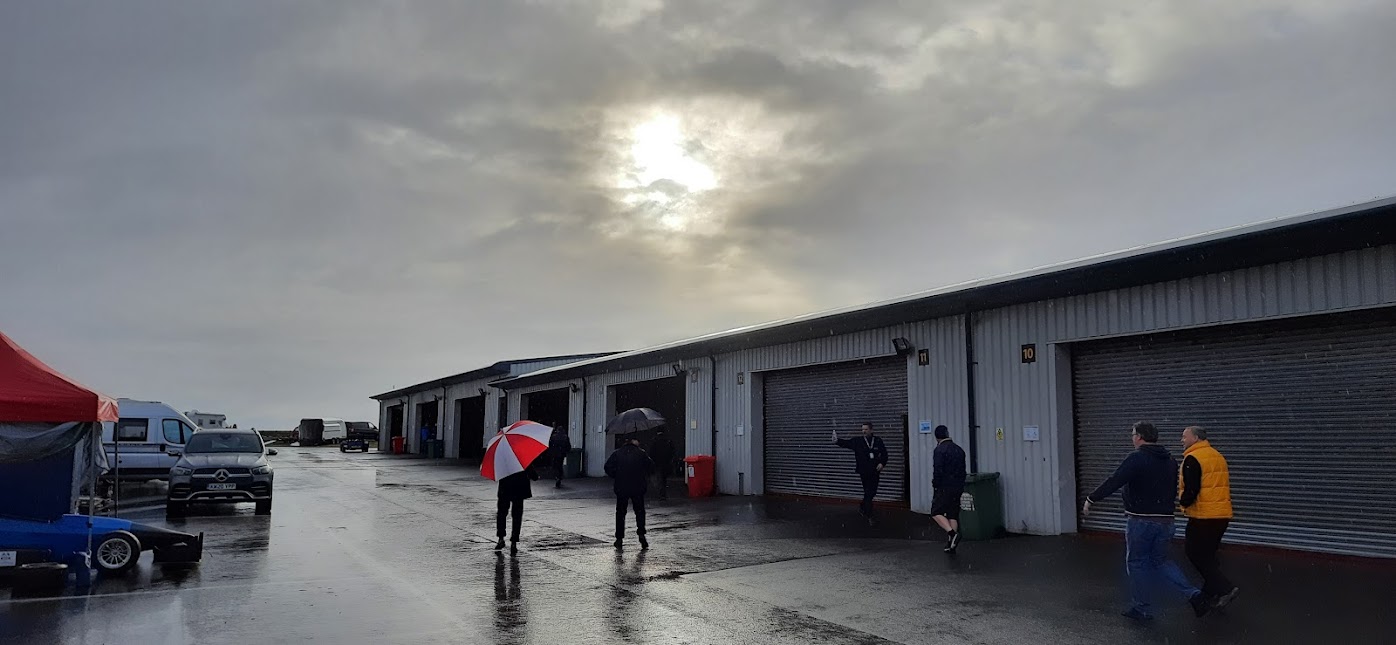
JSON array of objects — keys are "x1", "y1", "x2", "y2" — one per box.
[
  {"x1": 931, "y1": 425, "x2": 968, "y2": 554},
  {"x1": 832, "y1": 422, "x2": 889, "y2": 525},
  {"x1": 648, "y1": 429, "x2": 675, "y2": 500},
  {"x1": 605, "y1": 436, "x2": 653, "y2": 550},
  {"x1": 1083, "y1": 422, "x2": 1208, "y2": 622},
  {"x1": 548, "y1": 424, "x2": 572, "y2": 489},
  {"x1": 495, "y1": 464, "x2": 539, "y2": 555}
]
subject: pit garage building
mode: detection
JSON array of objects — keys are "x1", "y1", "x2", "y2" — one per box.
[
  {"x1": 490, "y1": 197, "x2": 1396, "y2": 558},
  {"x1": 371, "y1": 354, "x2": 615, "y2": 459}
]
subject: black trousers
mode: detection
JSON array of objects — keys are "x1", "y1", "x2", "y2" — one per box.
[
  {"x1": 1185, "y1": 518, "x2": 1235, "y2": 597},
  {"x1": 496, "y1": 499, "x2": 523, "y2": 542},
  {"x1": 655, "y1": 466, "x2": 669, "y2": 498},
  {"x1": 552, "y1": 455, "x2": 566, "y2": 482},
  {"x1": 616, "y1": 495, "x2": 646, "y2": 539},
  {"x1": 859, "y1": 472, "x2": 881, "y2": 516}
]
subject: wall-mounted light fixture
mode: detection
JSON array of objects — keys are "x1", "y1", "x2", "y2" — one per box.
[
  {"x1": 478, "y1": 388, "x2": 487, "y2": 396},
  {"x1": 892, "y1": 337, "x2": 915, "y2": 356},
  {"x1": 737, "y1": 372, "x2": 745, "y2": 385},
  {"x1": 569, "y1": 383, "x2": 580, "y2": 393},
  {"x1": 671, "y1": 363, "x2": 684, "y2": 376}
]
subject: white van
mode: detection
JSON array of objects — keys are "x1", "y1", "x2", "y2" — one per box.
[{"x1": 101, "y1": 399, "x2": 201, "y2": 481}]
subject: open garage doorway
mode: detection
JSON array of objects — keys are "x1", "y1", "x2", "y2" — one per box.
[
  {"x1": 522, "y1": 387, "x2": 571, "y2": 479},
  {"x1": 611, "y1": 375, "x2": 686, "y2": 481},
  {"x1": 415, "y1": 401, "x2": 439, "y2": 455},
  {"x1": 454, "y1": 395, "x2": 487, "y2": 461},
  {"x1": 388, "y1": 405, "x2": 404, "y2": 438},
  {"x1": 521, "y1": 387, "x2": 571, "y2": 430}
]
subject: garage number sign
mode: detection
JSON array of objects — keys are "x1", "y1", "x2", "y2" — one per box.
[{"x1": 1021, "y1": 344, "x2": 1037, "y2": 364}]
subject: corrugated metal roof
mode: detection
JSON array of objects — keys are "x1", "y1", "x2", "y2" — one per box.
[
  {"x1": 495, "y1": 195, "x2": 1396, "y2": 390},
  {"x1": 369, "y1": 353, "x2": 619, "y2": 400}
]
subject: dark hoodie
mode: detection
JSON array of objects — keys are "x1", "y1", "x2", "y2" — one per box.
[{"x1": 1086, "y1": 443, "x2": 1178, "y2": 517}]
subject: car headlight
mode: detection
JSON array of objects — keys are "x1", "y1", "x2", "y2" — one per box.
[
  {"x1": 171, "y1": 466, "x2": 192, "y2": 476},
  {"x1": 252, "y1": 465, "x2": 272, "y2": 475}
]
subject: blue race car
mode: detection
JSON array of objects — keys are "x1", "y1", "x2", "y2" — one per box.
[{"x1": 0, "y1": 514, "x2": 202, "y2": 576}]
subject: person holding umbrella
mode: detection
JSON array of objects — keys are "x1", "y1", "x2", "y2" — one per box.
[
  {"x1": 605, "y1": 434, "x2": 654, "y2": 550},
  {"x1": 482, "y1": 421, "x2": 553, "y2": 554}
]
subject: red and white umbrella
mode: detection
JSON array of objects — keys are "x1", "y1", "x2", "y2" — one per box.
[{"x1": 481, "y1": 420, "x2": 553, "y2": 481}]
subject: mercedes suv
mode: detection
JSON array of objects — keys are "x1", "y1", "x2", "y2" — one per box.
[{"x1": 167, "y1": 429, "x2": 276, "y2": 517}]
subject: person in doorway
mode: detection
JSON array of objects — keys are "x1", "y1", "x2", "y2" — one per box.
[
  {"x1": 931, "y1": 425, "x2": 968, "y2": 554},
  {"x1": 605, "y1": 435, "x2": 653, "y2": 550},
  {"x1": 549, "y1": 424, "x2": 572, "y2": 489},
  {"x1": 1179, "y1": 425, "x2": 1239, "y2": 608},
  {"x1": 648, "y1": 428, "x2": 676, "y2": 500},
  {"x1": 832, "y1": 422, "x2": 889, "y2": 525},
  {"x1": 496, "y1": 463, "x2": 539, "y2": 555},
  {"x1": 1083, "y1": 422, "x2": 1210, "y2": 622}
]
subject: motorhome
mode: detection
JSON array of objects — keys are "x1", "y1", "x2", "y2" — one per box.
[{"x1": 101, "y1": 399, "x2": 201, "y2": 481}]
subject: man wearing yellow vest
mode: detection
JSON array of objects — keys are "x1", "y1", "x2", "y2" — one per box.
[{"x1": 1179, "y1": 426, "x2": 1240, "y2": 609}]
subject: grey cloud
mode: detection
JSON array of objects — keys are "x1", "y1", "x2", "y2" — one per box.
[{"x1": 2, "y1": 1, "x2": 1394, "y2": 429}]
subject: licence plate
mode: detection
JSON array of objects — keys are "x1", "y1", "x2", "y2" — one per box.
[
  {"x1": 207, "y1": 483, "x2": 237, "y2": 490},
  {"x1": 0, "y1": 551, "x2": 15, "y2": 567}
]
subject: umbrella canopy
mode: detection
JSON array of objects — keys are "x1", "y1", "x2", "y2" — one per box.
[
  {"x1": 0, "y1": 331, "x2": 118, "y2": 423},
  {"x1": 481, "y1": 420, "x2": 552, "y2": 481},
  {"x1": 605, "y1": 407, "x2": 665, "y2": 436}
]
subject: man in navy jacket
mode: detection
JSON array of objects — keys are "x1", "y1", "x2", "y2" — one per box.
[
  {"x1": 931, "y1": 425, "x2": 967, "y2": 553},
  {"x1": 833, "y1": 422, "x2": 889, "y2": 525},
  {"x1": 1084, "y1": 421, "x2": 1208, "y2": 622}
]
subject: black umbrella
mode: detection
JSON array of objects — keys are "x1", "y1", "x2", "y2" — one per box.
[{"x1": 605, "y1": 408, "x2": 665, "y2": 436}]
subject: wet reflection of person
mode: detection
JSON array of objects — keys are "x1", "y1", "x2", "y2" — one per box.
[
  {"x1": 497, "y1": 465, "x2": 539, "y2": 555},
  {"x1": 493, "y1": 552, "x2": 525, "y2": 644},
  {"x1": 607, "y1": 550, "x2": 647, "y2": 641}
]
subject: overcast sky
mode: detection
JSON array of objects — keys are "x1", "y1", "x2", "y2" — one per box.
[{"x1": 3, "y1": 1, "x2": 1394, "y2": 431}]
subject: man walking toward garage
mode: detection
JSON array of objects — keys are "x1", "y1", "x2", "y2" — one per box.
[
  {"x1": 1179, "y1": 425, "x2": 1239, "y2": 608},
  {"x1": 606, "y1": 436, "x2": 653, "y2": 550},
  {"x1": 833, "y1": 422, "x2": 889, "y2": 525},
  {"x1": 1083, "y1": 421, "x2": 1209, "y2": 622},
  {"x1": 548, "y1": 424, "x2": 571, "y2": 489},
  {"x1": 496, "y1": 464, "x2": 538, "y2": 555},
  {"x1": 931, "y1": 425, "x2": 968, "y2": 554}
]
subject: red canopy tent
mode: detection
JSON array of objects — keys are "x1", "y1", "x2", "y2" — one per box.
[{"x1": 0, "y1": 331, "x2": 118, "y2": 424}]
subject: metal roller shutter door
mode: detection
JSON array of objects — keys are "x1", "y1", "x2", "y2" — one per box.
[
  {"x1": 764, "y1": 358, "x2": 909, "y2": 501},
  {"x1": 1073, "y1": 308, "x2": 1396, "y2": 558}
]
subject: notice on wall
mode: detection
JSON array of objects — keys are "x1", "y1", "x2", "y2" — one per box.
[
  {"x1": 919, "y1": 420, "x2": 933, "y2": 434},
  {"x1": 996, "y1": 428, "x2": 1005, "y2": 441},
  {"x1": 736, "y1": 425, "x2": 745, "y2": 436},
  {"x1": 959, "y1": 492, "x2": 975, "y2": 512},
  {"x1": 1023, "y1": 425, "x2": 1041, "y2": 442}
]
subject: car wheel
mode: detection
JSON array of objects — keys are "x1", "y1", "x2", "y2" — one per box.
[
  {"x1": 361, "y1": 445, "x2": 369, "y2": 453},
  {"x1": 166, "y1": 501, "x2": 186, "y2": 518},
  {"x1": 95, "y1": 531, "x2": 141, "y2": 575},
  {"x1": 255, "y1": 498, "x2": 272, "y2": 515},
  {"x1": 339, "y1": 443, "x2": 347, "y2": 453}
]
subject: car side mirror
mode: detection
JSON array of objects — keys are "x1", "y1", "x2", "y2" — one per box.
[{"x1": 266, "y1": 449, "x2": 278, "y2": 456}]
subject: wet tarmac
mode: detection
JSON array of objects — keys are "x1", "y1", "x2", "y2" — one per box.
[{"x1": 3, "y1": 449, "x2": 1392, "y2": 644}]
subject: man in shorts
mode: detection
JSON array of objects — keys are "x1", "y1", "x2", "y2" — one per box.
[{"x1": 931, "y1": 425, "x2": 968, "y2": 553}]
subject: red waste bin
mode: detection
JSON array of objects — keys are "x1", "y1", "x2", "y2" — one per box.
[
  {"x1": 391, "y1": 436, "x2": 405, "y2": 455},
  {"x1": 684, "y1": 455, "x2": 716, "y2": 498}
]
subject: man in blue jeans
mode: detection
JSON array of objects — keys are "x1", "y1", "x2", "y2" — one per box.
[{"x1": 1083, "y1": 421, "x2": 1210, "y2": 622}]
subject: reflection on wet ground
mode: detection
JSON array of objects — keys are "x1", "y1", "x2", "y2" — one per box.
[{"x1": 3, "y1": 449, "x2": 1393, "y2": 644}]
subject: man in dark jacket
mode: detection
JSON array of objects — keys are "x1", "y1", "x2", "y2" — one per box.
[
  {"x1": 832, "y1": 422, "x2": 889, "y2": 525},
  {"x1": 548, "y1": 424, "x2": 572, "y2": 489},
  {"x1": 605, "y1": 436, "x2": 653, "y2": 550},
  {"x1": 931, "y1": 425, "x2": 968, "y2": 554},
  {"x1": 496, "y1": 464, "x2": 539, "y2": 555},
  {"x1": 1084, "y1": 422, "x2": 1208, "y2": 622},
  {"x1": 648, "y1": 429, "x2": 675, "y2": 500}
]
